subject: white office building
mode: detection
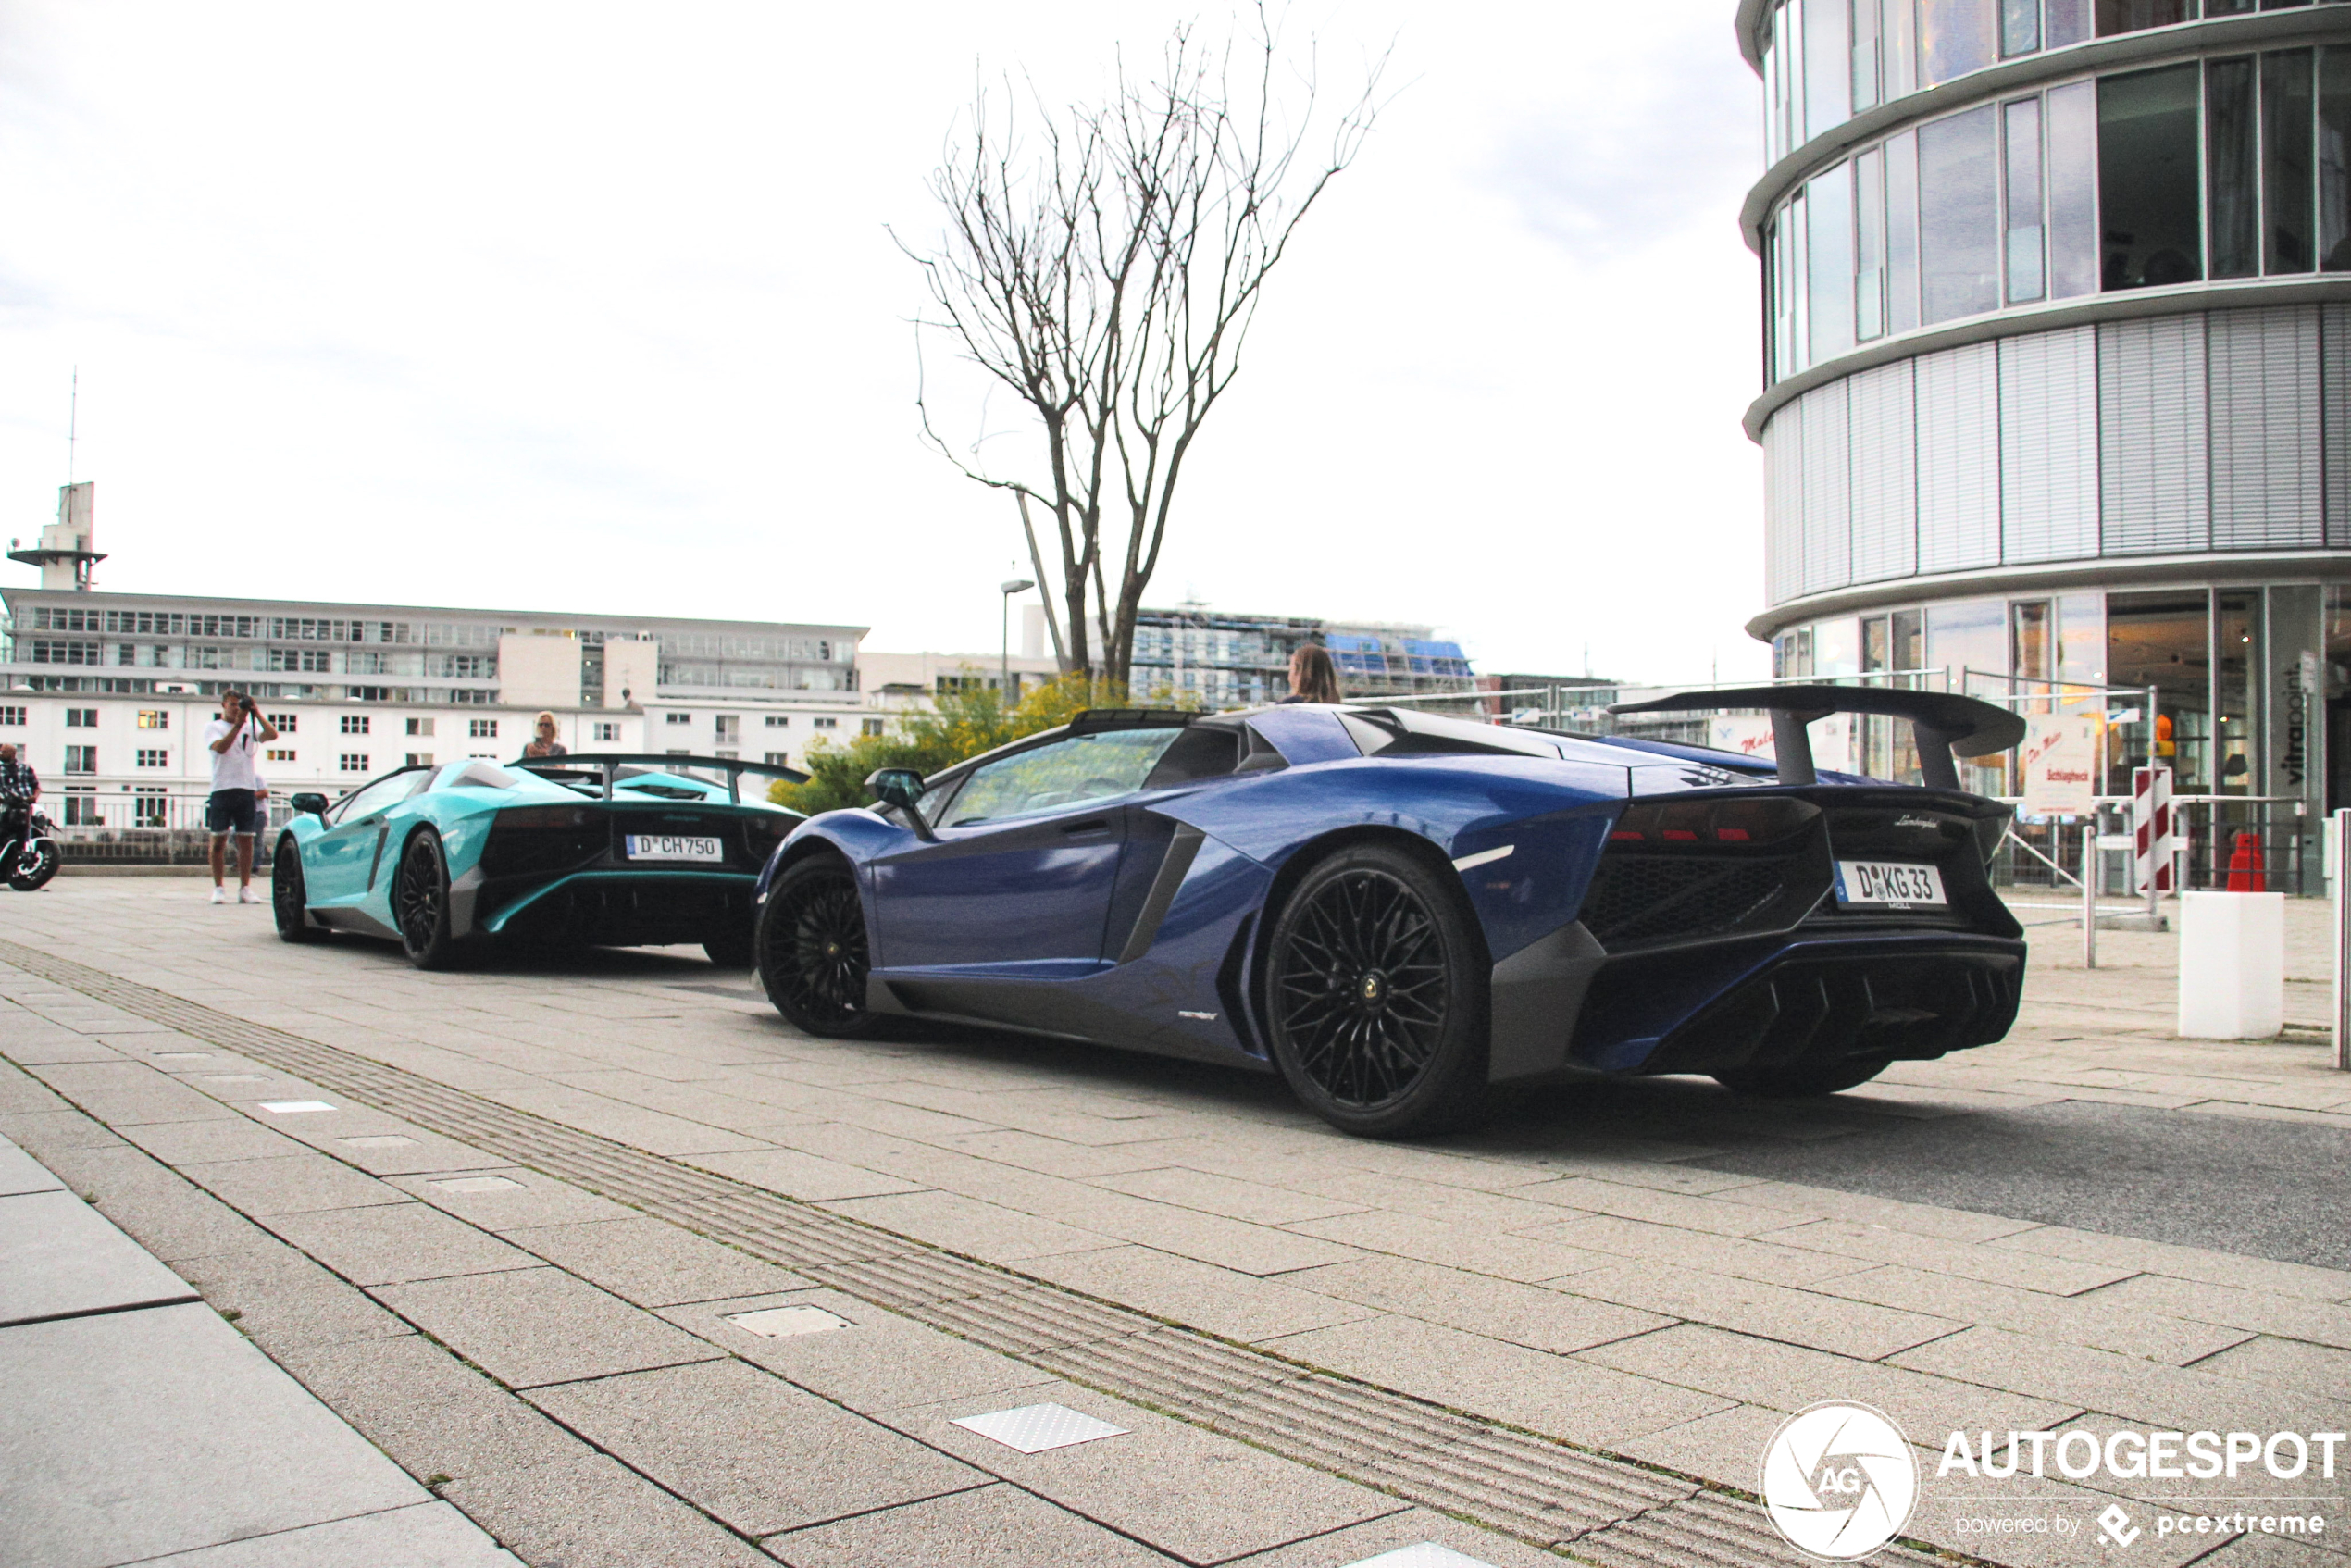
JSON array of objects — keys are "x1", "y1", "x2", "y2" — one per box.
[{"x1": 1, "y1": 487, "x2": 866, "y2": 837}]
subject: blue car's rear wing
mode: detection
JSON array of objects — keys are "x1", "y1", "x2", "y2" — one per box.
[{"x1": 1605, "y1": 685, "x2": 2025, "y2": 790}]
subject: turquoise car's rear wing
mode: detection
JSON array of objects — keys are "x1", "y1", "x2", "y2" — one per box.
[
  {"x1": 1605, "y1": 685, "x2": 2025, "y2": 790},
  {"x1": 510, "y1": 753, "x2": 808, "y2": 804}
]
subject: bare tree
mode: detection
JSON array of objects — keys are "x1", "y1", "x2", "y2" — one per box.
[{"x1": 902, "y1": 7, "x2": 1380, "y2": 687}]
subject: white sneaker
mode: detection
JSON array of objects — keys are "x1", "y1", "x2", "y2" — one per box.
[
  {"x1": 239, "y1": 886, "x2": 261, "y2": 905},
  {"x1": 209, "y1": 886, "x2": 228, "y2": 904}
]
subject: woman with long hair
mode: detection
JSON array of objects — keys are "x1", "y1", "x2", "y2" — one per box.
[{"x1": 1283, "y1": 642, "x2": 1343, "y2": 704}]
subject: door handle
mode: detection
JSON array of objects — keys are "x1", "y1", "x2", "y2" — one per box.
[{"x1": 1060, "y1": 819, "x2": 1112, "y2": 835}]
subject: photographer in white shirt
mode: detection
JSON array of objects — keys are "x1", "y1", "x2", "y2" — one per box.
[{"x1": 203, "y1": 690, "x2": 278, "y2": 905}]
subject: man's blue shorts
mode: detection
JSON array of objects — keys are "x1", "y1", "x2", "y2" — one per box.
[{"x1": 205, "y1": 789, "x2": 260, "y2": 837}]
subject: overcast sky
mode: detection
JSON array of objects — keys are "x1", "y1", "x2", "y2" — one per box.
[{"x1": 0, "y1": 2, "x2": 1768, "y2": 684}]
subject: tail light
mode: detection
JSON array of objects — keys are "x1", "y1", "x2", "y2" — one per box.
[{"x1": 1608, "y1": 797, "x2": 1819, "y2": 848}]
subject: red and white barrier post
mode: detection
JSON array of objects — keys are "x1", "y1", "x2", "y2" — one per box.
[{"x1": 2132, "y1": 765, "x2": 2173, "y2": 927}]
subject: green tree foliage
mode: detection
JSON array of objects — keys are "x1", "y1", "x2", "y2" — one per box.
[{"x1": 769, "y1": 671, "x2": 1192, "y2": 816}]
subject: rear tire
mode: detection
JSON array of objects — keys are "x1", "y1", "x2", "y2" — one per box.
[
  {"x1": 1262, "y1": 842, "x2": 1490, "y2": 1138},
  {"x1": 272, "y1": 838, "x2": 329, "y2": 942},
  {"x1": 1712, "y1": 1056, "x2": 1892, "y2": 1097},
  {"x1": 393, "y1": 829, "x2": 460, "y2": 970},
  {"x1": 756, "y1": 856, "x2": 881, "y2": 1038}
]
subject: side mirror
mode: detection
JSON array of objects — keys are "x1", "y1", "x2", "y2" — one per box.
[
  {"x1": 864, "y1": 768, "x2": 935, "y2": 840},
  {"x1": 291, "y1": 792, "x2": 330, "y2": 818}
]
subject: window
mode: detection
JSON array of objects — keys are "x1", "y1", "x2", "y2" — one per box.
[
  {"x1": 0, "y1": 707, "x2": 21, "y2": 727},
  {"x1": 2326, "y1": 49, "x2": 2351, "y2": 270},
  {"x1": 2266, "y1": 50, "x2": 2316, "y2": 274},
  {"x1": 136, "y1": 710, "x2": 168, "y2": 729},
  {"x1": 1806, "y1": 0, "x2": 1850, "y2": 141},
  {"x1": 1921, "y1": 0, "x2": 1996, "y2": 87},
  {"x1": 665, "y1": 748, "x2": 690, "y2": 756},
  {"x1": 340, "y1": 753, "x2": 370, "y2": 772},
  {"x1": 665, "y1": 712, "x2": 690, "y2": 726},
  {"x1": 2004, "y1": 97, "x2": 2046, "y2": 302},
  {"x1": 65, "y1": 708, "x2": 97, "y2": 728},
  {"x1": 862, "y1": 718, "x2": 885, "y2": 737},
  {"x1": 813, "y1": 716, "x2": 838, "y2": 730},
  {"x1": 593, "y1": 721, "x2": 620, "y2": 741},
  {"x1": 1920, "y1": 103, "x2": 2001, "y2": 321},
  {"x1": 765, "y1": 751, "x2": 790, "y2": 766},
  {"x1": 2047, "y1": 81, "x2": 2099, "y2": 296},
  {"x1": 348, "y1": 685, "x2": 390, "y2": 702},
  {"x1": 62, "y1": 789, "x2": 99, "y2": 827},
  {"x1": 2210, "y1": 56, "x2": 2259, "y2": 279},
  {"x1": 64, "y1": 746, "x2": 96, "y2": 774},
  {"x1": 938, "y1": 729, "x2": 1186, "y2": 828},
  {"x1": 135, "y1": 748, "x2": 168, "y2": 768},
  {"x1": 267, "y1": 749, "x2": 296, "y2": 762},
  {"x1": 2101, "y1": 64, "x2": 2202, "y2": 290},
  {"x1": 269, "y1": 713, "x2": 297, "y2": 732},
  {"x1": 406, "y1": 717, "x2": 435, "y2": 737},
  {"x1": 468, "y1": 718, "x2": 499, "y2": 738},
  {"x1": 1809, "y1": 166, "x2": 1857, "y2": 360},
  {"x1": 2001, "y1": 0, "x2": 2039, "y2": 57},
  {"x1": 133, "y1": 788, "x2": 168, "y2": 828},
  {"x1": 341, "y1": 715, "x2": 371, "y2": 735},
  {"x1": 329, "y1": 769, "x2": 416, "y2": 820},
  {"x1": 405, "y1": 752, "x2": 433, "y2": 767},
  {"x1": 2095, "y1": 0, "x2": 2192, "y2": 38},
  {"x1": 1856, "y1": 147, "x2": 1887, "y2": 340},
  {"x1": 1886, "y1": 131, "x2": 1922, "y2": 333},
  {"x1": 715, "y1": 715, "x2": 740, "y2": 740},
  {"x1": 765, "y1": 715, "x2": 790, "y2": 728}
]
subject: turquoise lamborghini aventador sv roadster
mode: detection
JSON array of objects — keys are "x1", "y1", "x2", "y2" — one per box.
[{"x1": 271, "y1": 754, "x2": 803, "y2": 969}]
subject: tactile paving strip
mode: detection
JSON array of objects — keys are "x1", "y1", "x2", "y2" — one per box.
[{"x1": 0, "y1": 939, "x2": 1972, "y2": 1568}]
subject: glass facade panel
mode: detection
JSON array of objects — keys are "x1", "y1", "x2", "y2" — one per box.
[
  {"x1": 1921, "y1": 105, "x2": 2003, "y2": 320},
  {"x1": 2003, "y1": 0, "x2": 2043, "y2": 56},
  {"x1": 2326, "y1": 46, "x2": 2351, "y2": 268},
  {"x1": 1857, "y1": 147, "x2": 1888, "y2": 340},
  {"x1": 1887, "y1": 130, "x2": 1923, "y2": 332},
  {"x1": 1855, "y1": 0, "x2": 1884, "y2": 113},
  {"x1": 2096, "y1": 0, "x2": 2194, "y2": 35},
  {"x1": 1922, "y1": 0, "x2": 1998, "y2": 85},
  {"x1": 2047, "y1": 81, "x2": 2101, "y2": 296},
  {"x1": 2209, "y1": 56, "x2": 2260, "y2": 279},
  {"x1": 2046, "y1": 0, "x2": 2095, "y2": 46},
  {"x1": 1807, "y1": 0, "x2": 1852, "y2": 142},
  {"x1": 2217, "y1": 590, "x2": 2260, "y2": 795},
  {"x1": 1888, "y1": 0, "x2": 1921, "y2": 99},
  {"x1": 2108, "y1": 591, "x2": 2210, "y2": 794},
  {"x1": 2006, "y1": 96, "x2": 2048, "y2": 301},
  {"x1": 1810, "y1": 168, "x2": 1859, "y2": 362},
  {"x1": 2265, "y1": 50, "x2": 2317, "y2": 274},
  {"x1": 2101, "y1": 64, "x2": 2203, "y2": 290}
]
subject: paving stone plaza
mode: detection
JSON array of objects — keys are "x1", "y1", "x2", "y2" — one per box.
[{"x1": 3, "y1": 878, "x2": 2348, "y2": 1568}]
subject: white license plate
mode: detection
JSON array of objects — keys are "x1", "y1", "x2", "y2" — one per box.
[
  {"x1": 1835, "y1": 860, "x2": 1947, "y2": 908},
  {"x1": 624, "y1": 834, "x2": 724, "y2": 864}
]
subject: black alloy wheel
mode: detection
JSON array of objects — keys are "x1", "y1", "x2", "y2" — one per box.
[
  {"x1": 393, "y1": 829, "x2": 460, "y2": 969},
  {"x1": 1714, "y1": 1055, "x2": 1892, "y2": 1097},
  {"x1": 756, "y1": 857, "x2": 879, "y2": 1038},
  {"x1": 272, "y1": 838, "x2": 328, "y2": 942},
  {"x1": 1263, "y1": 842, "x2": 1490, "y2": 1138}
]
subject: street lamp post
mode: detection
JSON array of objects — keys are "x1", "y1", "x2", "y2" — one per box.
[{"x1": 1000, "y1": 579, "x2": 1035, "y2": 708}]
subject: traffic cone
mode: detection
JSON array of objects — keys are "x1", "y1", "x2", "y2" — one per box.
[{"x1": 2225, "y1": 832, "x2": 2266, "y2": 892}]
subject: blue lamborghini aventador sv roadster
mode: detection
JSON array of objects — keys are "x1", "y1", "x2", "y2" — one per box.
[
  {"x1": 273, "y1": 754, "x2": 803, "y2": 969},
  {"x1": 750, "y1": 690, "x2": 2029, "y2": 1138}
]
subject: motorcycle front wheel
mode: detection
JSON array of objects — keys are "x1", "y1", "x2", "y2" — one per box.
[{"x1": 8, "y1": 838, "x2": 60, "y2": 891}]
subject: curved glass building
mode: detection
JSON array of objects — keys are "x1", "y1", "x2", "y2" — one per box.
[{"x1": 1741, "y1": 0, "x2": 2351, "y2": 887}]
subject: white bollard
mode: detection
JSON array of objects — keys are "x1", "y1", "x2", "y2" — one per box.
[{"x1": 2178, "y1": 891, "x2": 2285, "y2": 1040}]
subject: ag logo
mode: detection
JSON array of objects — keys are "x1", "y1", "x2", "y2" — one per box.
[{"x1": 1760, "y1": 1401, "x2": 1919, "y2": 1560}]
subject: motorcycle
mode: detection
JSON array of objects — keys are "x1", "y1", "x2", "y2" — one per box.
[{"x1": 2, "y1": 809, "x2": 61, "y2": 891}]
